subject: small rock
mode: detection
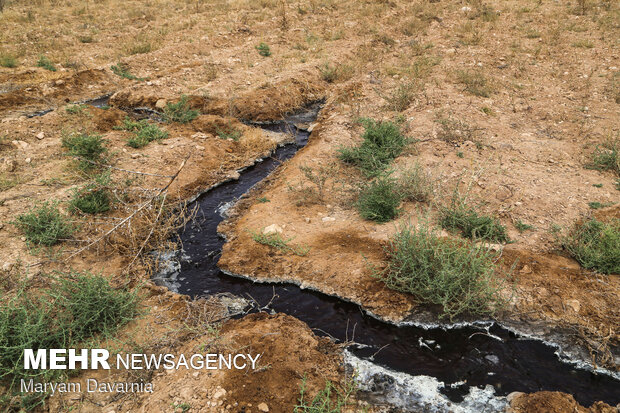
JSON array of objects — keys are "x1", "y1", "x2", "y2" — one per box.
[
  {"x1": 196, "y1": 145, "x2": 205, "y2": 150},
  {"x1": 565, "y1": 299, "x2": 581, "y2": 313},
  {"x1": 2, "y1": 262, "x2": 12, "y2": 272},
  {"x1": 321, "y1": 217, "x2": 336, "y2": 222},
  {"x1": 461, "y1": 6, "x2": 471, "y2": 12},
  {"x1": 11, "y1": 140, "x2": 28, "y2": 150},
  {"x1": 263, "y1": 224, "x2": 283, "y2": 235},
  {"x1": 257, "y1": 403, "x2": 269, "y2": 412},
  {"x1": 519, "y1": 265, "x2": 532, "y2": 274},
  {"x1": 55, "y1": 79, "x2": 65, "y2": 86},
  {"x1": 25, "y1": 157, "x2": 31, "y2": 163},
  {"x1": 227, "y1": 171, "x2": 240, "y2": 180},
  {"x1": 213, "y1": 388, "x2": 226, "y2": 400},
  {"x1": 506, "y1": 391, "x2": 524, "y2": 404},
  {"x1": 307, "y1": 123, "x2": 318, "y2": 133},
  {"x1": 155, "y1": 99, "x2": 167, "y2": 109},
  {"x1": 36, "y1": 132, "x2": 45, "y2": 140},
  {"x1": 130, "y1": 153, "x2": 140, "y2": 159},
  {"x1": 3, "y1": 159, "x2": 16, "y2": 172},
  {"x1": 304, "y1": 217, "x2": 311, "y2": 223}
]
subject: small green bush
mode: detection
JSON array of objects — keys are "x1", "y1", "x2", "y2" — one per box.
[
  {"x1": 439, "y1": 196, "x2": 508, "y2": 242},
  {"x1": 163, "y1": 95, "x2": 200, "y2": 124},
  {"x1": 0, "y1": 54, "x2": 17, "y2": 68},
  {"x1": 587, "y1": 139, "x2": 619, "y2": 176},
  {"x1": 0, "y1": 273, "x2": 137, "y2": 388},
  {"x1": 69, "y1": 174, "x2": 111, "y2": 214},
  {"x1": 51, "y1": 273, "x2": 138, "y2": 340},
  {"x1": 356, "y1": 175, "x2": 402, "y2": 223},
  {"x1": 36, "y1": 55, "x2": 56, "y2": 72},
  {"x1": 129, "y1": 124, "x2": 168, "y2": 148},
  {"x1": 373, "y1": 221, "x2": 509, "y2": 319},
  {"x1": 561, "y1": 218, "x2": 620, "y2": 274},
  {"x1": 255, "y1": 42, "x2": 271, "y2": 57},
  {"x1": 338, "y1": 118, "x2": 408, "y2": 177},
  {"x1": 13, "y1": 201, "x2": 75, "y2": 246},
  {"x1": 61, "y1": 133, "x2": 107, "y2": 170}
]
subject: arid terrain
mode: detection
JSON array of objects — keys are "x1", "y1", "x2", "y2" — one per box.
[{"x1": 0, "y1": 0, "x2": 619, "y2": 412}]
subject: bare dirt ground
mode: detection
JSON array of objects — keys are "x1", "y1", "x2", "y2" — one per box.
[{"x1": 1, "y1": 0, "x2": 619, "y2": 411}]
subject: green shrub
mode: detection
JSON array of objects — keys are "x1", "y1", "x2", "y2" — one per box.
[
  {"x1": 356, "y1": 175, "x2": 402, "y2": 223},
  {"x1": 587, "y1": 139, "x2": 619, "y2": 175},
  {"x1": 397, "y1": 163, "x2": 433, "y2": 202},
  {"x1": 51, "y1": 273, "x2": 138, "y2": 340},
  {"x1": 514, "y1": 220, "x2": 533, "y2": 233},
  {"x1": 338, "y1": 118, "x2": 408, "y2": 177},
  {"x1": 69, "y1": 174, "x2": 111, "y2": 214},
  {"x1": 163, "y1": 95, "x2": 199, "y2": 124},
  {"x1": 561, "y1": 218, "x2": 620, "y2": 274},
  {"x1": 439, "y1": 196, "x2": 508, "y2": 242},
  {"x1": 129, "y1": 125, "x2": 168, "y2": 148},
  {"x1": 13, "y1": 201, "x2": 75, "y2": 246},
  {"x1": 216, "y1": 126, "x2": 242, "y2": 141},
  {"x1": 61, "y1": 133, "x2": 107, "y2": 170},
  {"x1": 0, "y1": 273, "x2": 137, "y2": 389},
  {"x1": 255, "y1": 42, "x2": 271, "y2": 57},
  {"x1": 0, "y1": 54, "x2": 17, "y2": 68},
  {"x1": 373, "y1": 221, "x2": 509, "y2": 319},
  {"x1": 36, "y1": 55, "x2": 56, "y2": 72}
]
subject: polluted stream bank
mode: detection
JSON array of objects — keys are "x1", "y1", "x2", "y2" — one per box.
[{"x1": 83, "y1": 100, "x2": 617, "y2": 410}]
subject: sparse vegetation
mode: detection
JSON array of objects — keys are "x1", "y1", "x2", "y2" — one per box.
[
  {"x1": 61, "y1": 133, "x2": 107, "y2": 170},
  {"x1": 456, "y1": 70, "x2": 494, "y2": 97},
  {"x1": 587, "y1": 139, "x2": 619, "y2": 176},
  {"x1": 294, "y1": 377, "x2": 355, "y2": 413},
  {"x1": 0, "y1": 53, "x2": 16, "y2": 68},
  {"x1": 435, "y1": 115, "x2": 478, "y2": 144},
  {"x1": 115, "y1": 118, "x2": 169, "y2": 148},
  {"x1": 216, "y1": 126, "x2": 242, "y2": 141},
  {"x1": 163, "y1": 95, "x2": 200, "y2": 124},
  {"x1": 385, "y1": 81, "x2": 419, "y2": 112},
  {"x1": 251, "y1": 230, "x2": 309, "y2": 256},
  {"x1": 397, "y1": 163, "x2": 433, "y2": 202},
  {"x1": 372, "y1": 220, "x2": 509, "y2": 319},
  {"x1": 13, "y1": 201, "x2": 75, "y2": 246},
  {"x1": 65, "y1": 104, "x2": 87, "y2": 115},
  {"x1": 111, "y1": 62, "x2": 145, "y2": 81},
  {"x1": 255, "y1": 42, "x2": 271, "y2": 57},
  {"x1": 319, "y1": 62, "x2": 354, "y2": 83},
  {"x1": 514, "y1": 220, "x2": 533, "y2": 233},
  {"x1": 356, "y1": 174, "x2": 402, "y2": 223},
  {"x1": 440, "y1": 194, "x2": 508, "y2": 243},
  {"x1": 338, "y1": 119, "x2": 408, "y2": 177},
  {"x1": 561, "y1": 218, "x2": 620, "y2": 274},
  {"x1": 69, "y1": 173, "x2": 112, "y2": 214},
  {"x1": 36, "y1": 55, "x2": 56, "y2": 71}
]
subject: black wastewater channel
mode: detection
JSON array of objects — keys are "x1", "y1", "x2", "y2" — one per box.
[{"x1": 79, "y1": 99, "x2": 618, "y2": 407}]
